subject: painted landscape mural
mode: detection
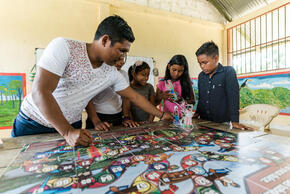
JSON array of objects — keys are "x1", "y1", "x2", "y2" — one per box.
[
  {"x1": 238, "y1": 72, "x2": 290, "y2": 115},
  {"x1": 191, "y1": 71, "x2": 289, "y2": 115},
  {"x1": 191, "y1": 78, "x2": 198, "y2": 111},
  {"x1": 0, "y1": 73, "x2": 26, "y2": 128}
]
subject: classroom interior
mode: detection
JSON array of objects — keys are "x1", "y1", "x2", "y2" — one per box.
[{"x1": 0, "y1": 0, "x2": 289, "y2": 138}]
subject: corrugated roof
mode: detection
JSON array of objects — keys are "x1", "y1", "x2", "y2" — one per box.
[{"x1": 207, "y1": 0, "x2": 277, "y2": 21}]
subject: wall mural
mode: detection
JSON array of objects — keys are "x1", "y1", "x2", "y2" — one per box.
[
  {"x1": 238, "y1": 71, "x2": 290, "y2": 115},
  {"x1": 191, "y1": 78, "x2": 198, "y2": 111},
  {"x1": 191, "y1": 72, "x2": 289, "y2": 115},
  {"x1": 0, "y1": 73, "x2": 26, "y2": 129}
]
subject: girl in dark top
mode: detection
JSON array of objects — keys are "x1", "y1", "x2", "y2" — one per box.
[{"x1": 126, "y1": 61, "x2": 155, "y2": 122}]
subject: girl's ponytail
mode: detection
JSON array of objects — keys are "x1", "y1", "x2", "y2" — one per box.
[{"x1": 128, "y1": 66, "x2": 134, "y2": 82}]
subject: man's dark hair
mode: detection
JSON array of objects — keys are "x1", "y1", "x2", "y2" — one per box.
[
  {"x1": 94, "y1": 15, "x2": 135, "y2": 45},
  {"x1": 195, "y1": 41, "x2": 219, "y2": 57}
]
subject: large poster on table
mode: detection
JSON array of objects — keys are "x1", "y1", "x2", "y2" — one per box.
[
  {"x1": 0, "y1": 73, "x2": 26, "y2": 129},
  {"x1": 1, "y1": 125, "x2": 290, "y2": 194}
]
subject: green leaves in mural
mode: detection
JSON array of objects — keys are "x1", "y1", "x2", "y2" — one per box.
[
  {"x1": 272, "y1": 87, "x2": 290, "y2": 107},
  {"x1": 0, "y1": 85, "x2": 5, "y2": 105},
  {"x1": 240, "y1": 86, "x2": 290, "y2": 110},
  {"x1": 0, "y1": 76, "x2": 24, "y2": 128},
  {"x1": 8, "y1": 80, "x2": 23, "y2": 110}
]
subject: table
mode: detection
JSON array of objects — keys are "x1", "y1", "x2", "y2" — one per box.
[{"x1": 0, "y1": 120, "x2": 289, "y2": 194}]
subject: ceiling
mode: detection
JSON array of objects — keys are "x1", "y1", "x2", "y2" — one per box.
[{"x1": 207, "y1": 0, "x2": 276, "y2": 22}]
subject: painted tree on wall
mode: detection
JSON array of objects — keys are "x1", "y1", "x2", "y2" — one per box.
[
  {"x1": 0, "y1": 73, "x2": 26, "y2": 128},
  {"x1": 8, "y1": 80, "x2": 22, "y2": 111},
  {"x1": 4, "y1": 88, "x2": 9, "y2": 103},
  {"x1": 0, "y1": 86, "x2": 5, "y2": 105},
  {"x1": 10, "y1": 90, "x2": 18, "y2": 109}
]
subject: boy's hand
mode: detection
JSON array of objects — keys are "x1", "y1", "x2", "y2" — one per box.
[
  {"x1": 64, "y1": 128, "x2": 92, "y2": 147},
  {"x1": 123, "y1": 119, "x2": 139, "y2": 128},
  {"x1": 161, "y1": 112, "x2": 173, "y2": 121},
  {"x1": 193, "y1": 112, "x2": 200, "y2": 119},
  {"x1": 93, "y1": 121, "x2": 111, "y2": 131},
  {"x1": 232, "y1": 122, "x2": 254, "y2": 131}
]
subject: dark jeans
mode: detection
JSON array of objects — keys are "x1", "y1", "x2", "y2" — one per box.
[
  {"x1": 85, "y1": 112, "x2": 123, "y2": 129},
  {"x1": 12, "y1": 110, "x2": 82, "y2": 137}
]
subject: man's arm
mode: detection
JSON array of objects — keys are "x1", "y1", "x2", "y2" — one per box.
[
  {"x1": 155, "y1": 88, "x2": 163, "y2": 105},
  {"x1": 117, "y1": 87, "x2": 173, "y2": 120},
  {"x1": 32, "y1": 67, "x2": 92, "y2": 146}
]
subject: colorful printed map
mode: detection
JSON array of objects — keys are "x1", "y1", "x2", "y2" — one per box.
[{"x1": 0, "y1": 123, "x2": 289, "y2": 194}]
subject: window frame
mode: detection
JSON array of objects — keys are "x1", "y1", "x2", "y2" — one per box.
[{"x1": 227, "y1": 2, "x2": 290, "y2": 75}]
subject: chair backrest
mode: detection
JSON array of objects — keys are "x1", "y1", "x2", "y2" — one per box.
[{"x1": 239, "y1": 104, "x2": 280, "y2": 130}]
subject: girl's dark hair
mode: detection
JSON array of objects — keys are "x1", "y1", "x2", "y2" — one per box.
[
  {"x1": 164, "y1": 55, "x2": 193, "y2": 100},
  {"x1": 128, "y1": 61, "x2": 150, "y2": 82}
]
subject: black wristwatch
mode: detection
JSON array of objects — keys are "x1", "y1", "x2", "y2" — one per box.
[{"x1": 123, "y1": 116, "x2": 130, "y2": 121}]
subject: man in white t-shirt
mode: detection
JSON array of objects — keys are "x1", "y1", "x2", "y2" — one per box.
[
  {"x1": 12, "y1": 15, "x2": 173, "y2": 147},
  {"x1": 85, "y1": 58, "x2": 139, "y2": 130}
]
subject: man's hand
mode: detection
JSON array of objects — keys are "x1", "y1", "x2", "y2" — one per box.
[
  {"x1": 123, "y1": 119, "x2": 139, "y2": 128},
  {"x1": 93, "y1": 120, "x2": 111, "y2": 131},
  {"x1": 64, "y1": 128, "x2": 92, "y2": 147},
  {"x1": 161, "y1": 112, "x2": 173, "y2": 121},
  {"x1": 232, "y1": 122, "x2": 254, "y2": 131}
]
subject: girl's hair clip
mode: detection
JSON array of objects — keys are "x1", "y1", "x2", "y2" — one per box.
[
  {"x1": 133, "y1": 60, "x2": 143, "y2": 72},
  {"x1": 134, "y1": 60, "x2": 143, "y2": 66}
]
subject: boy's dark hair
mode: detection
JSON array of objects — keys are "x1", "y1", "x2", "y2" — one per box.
[
  {"x1": 128, "y1": 61, "x2": 150, "y2": 82},
  {"x1": 195, "y1": 41, "x2": 219, "y2": 57},
  {"x1": 94, "y1": 15, "x2": 135, "y2": 45},
  {"x1": 164, "y1": 55, "x2": 193, "y2": 100}
]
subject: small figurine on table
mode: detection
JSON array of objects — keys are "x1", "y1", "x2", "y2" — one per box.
[
  {"x1": 173, "y1": 106, "x2": 180, "y2": 125},
  {"x1": 181, "y1": 104, "x2": 194, "y2": 130}
]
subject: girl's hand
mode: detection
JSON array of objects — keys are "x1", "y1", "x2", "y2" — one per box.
[
  {"x1": 93, "y1": 121, "x2": 111, "y2": 131},
  {"x1": 123, "y1": 119, "x2": 139, "y2": 128},
  {"x1": 161, "y1": 91, "x2": 174, "y2": 101},
  {"x1": 160, "y1": 112, "x2": 173, "y2": 121}
]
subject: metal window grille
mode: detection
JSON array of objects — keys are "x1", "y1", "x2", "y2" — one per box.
[{"x1": 227, "y1": 3, "x2": 290, "y2": 74}]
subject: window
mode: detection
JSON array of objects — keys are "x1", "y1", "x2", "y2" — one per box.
[{"x1": 227, "y1": 3, "x2": 290, "y2": 74}]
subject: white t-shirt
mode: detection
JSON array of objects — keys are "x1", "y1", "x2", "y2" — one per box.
[
  {"x1": 21, "y1": 37, "x2": 129, "y2": 127},
  {"x1": 93, "y1": 70, "x2": 129, "y2": 114}
]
